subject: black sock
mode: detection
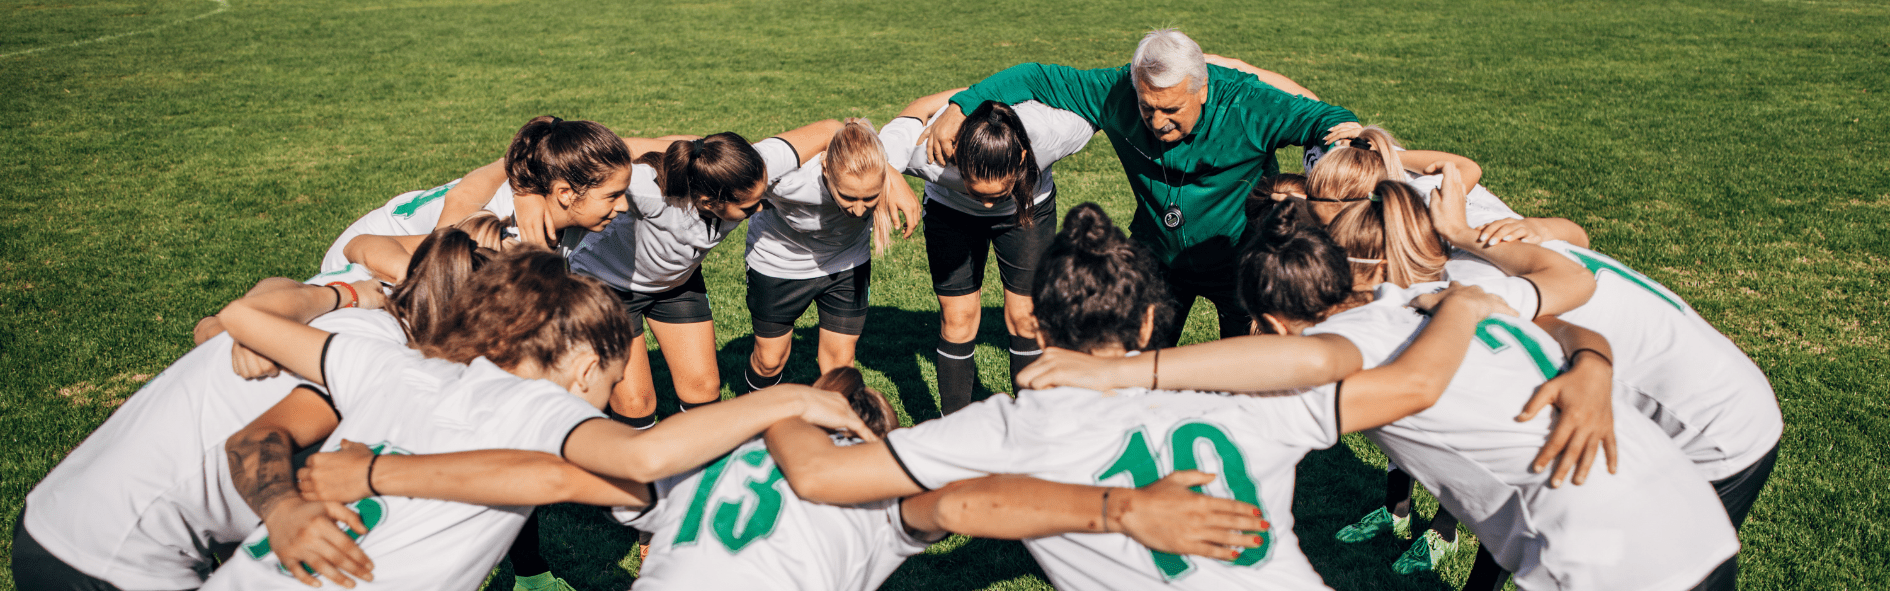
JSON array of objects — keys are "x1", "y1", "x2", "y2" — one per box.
[
  {"x1": 742, "y1": 363, "x2": 784, "y2": 395},
  {"x1": 1431, "y1": 506, "x2": 1460, "y2": 543},
  {"x1": 679, "y1": 398, "x2": 717, "y2": 412},
  {"x1": 1007, "y1": 335, "x2": 1041, "y2": 391},
  {"x1": 936, "y1": 338, "x2": 977, "y2": 415},
  {"x1": 607, "y1": 407, "x2": 657, "y2": 430},
  {"x1": 1386, "y1": 467, "x2": 1414, "y2": 518},
  {"x1": 508, "y1": 512, "x2": 551, "y2": 577}
]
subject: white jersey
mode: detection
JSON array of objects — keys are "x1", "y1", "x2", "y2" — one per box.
[
  {"x1": 1447, "y1": 243, "x2": 1781, "y2": 481},
  {"x1": 570, "y1": 138, "x2": 800, "y2": 292},
  {"x1": 614, "y1": 437, "x2": 932, "y2": 591},
  {"x1": 21, "y1": 309, "x2": 406, "y2": 590},
  {"x1": 1310, "y1": 283, "x2": 1737, "y2": 591},
  {"x1": 879, "y1": 101, "x2": 1095, "y2": 217},
  {"x1": 320, "y1": 178, "x2": 518, "y2": 273},
  {"x1": 744, "y1": 154, "x2": 874, "y2": 279},
  {"x1": 887, "y1": 384, "x2": 1340, "y2": 591},
  {"x1": 202, "y1": 335, "x2": 605, "y2": 591},
  {"x1": 1405, "y1": 172, "x2": 1523, "y2": 229}
]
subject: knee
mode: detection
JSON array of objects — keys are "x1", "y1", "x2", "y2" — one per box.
[{"x1": 939, "y1": 307, "x2": 981, "y2": 342}]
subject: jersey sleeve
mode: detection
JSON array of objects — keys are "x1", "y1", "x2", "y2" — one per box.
[
  {"x1": 320, "y1": 334, "x2": 419, "y2": 416},
  {"x1": 878, "y1": 116, "x2": 926, "y2": 174},
  {"x1": 754, "y1": 137, "x2": 802, "y2": 182},
  {"x1": 885, "y1": 500, "x2": 941, "y2": 556},
  {"x1": 883, "y1": 396, "x2": 1019, "y2": 490},
  {"x1": 765, "y1": 157, "x2": 826, "y2": 207},
  {"x1": 493, "y1": 382, "x2": 608, "y2": 457},
  {"x1": 949, "y1": 63, "x2": 1121, "y2": 128},
  {"x1": 1304, "y1": 301, "x2": 1415, "y2": 369},
  {"x1": 1014, "y1": 101, "x2": 1097, "y2": 169},
  {"x1": 1238, "y1": 386, "x2": 1342, "y2": 450},
  {"x1": 1224, "y1": 66, "x2": 1357, "y2": 150}
]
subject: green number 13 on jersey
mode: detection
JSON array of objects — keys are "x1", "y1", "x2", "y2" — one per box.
[
  {"x1": 1097, "y1": 422, "x2": 1270, "y2": 580},
  {"x1": 673, "y1": 447, "x2": 787, "y2": 554}
]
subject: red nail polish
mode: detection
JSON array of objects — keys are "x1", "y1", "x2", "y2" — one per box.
[{"x1": 1252, "y1": 536, "x2": 1262, "y2": 545}]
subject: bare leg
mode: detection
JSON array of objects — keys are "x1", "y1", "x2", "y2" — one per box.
[{"x1": 647, "y1": 319, "x2": 723, "y2": 406}]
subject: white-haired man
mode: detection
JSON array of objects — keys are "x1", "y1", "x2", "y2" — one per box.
[{"x1": 924, "y1": 30, "x2": 1361, "y2": 343}]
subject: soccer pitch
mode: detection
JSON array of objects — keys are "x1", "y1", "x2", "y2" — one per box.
[{"x1": 2, "y1": 0, "x2": 1885, "y2": 588}]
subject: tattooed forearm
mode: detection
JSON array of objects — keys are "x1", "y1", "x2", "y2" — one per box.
[{"x1": 228, "y1": 429, "x2": 300, "y2": 519}]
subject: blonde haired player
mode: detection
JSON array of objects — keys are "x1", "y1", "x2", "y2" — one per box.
[{"x1": 739, "y1": 118, "x2": 922, "y2": 393}]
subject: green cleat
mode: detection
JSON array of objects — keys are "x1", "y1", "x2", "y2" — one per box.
[
  {"x1": 1391, "y1": 528, "x2": 1460, "y2": 575},
  {"x1": 514, "y1": 572, "x2": 577, "y2": 591},
  {"x1": 1335, "y1": 507, "x2": 1412, "y2": 543}
]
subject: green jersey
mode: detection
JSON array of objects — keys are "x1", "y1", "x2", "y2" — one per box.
[{"x1": 951, "y1": 63, "x2": 1357, "y2": 271}]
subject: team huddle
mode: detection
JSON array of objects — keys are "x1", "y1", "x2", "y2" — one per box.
[{"x1": 13, "y1": 28, "x2": 1781, "y2": 591}]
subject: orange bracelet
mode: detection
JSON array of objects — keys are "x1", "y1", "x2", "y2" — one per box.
[{"x1": 326, "y1": 281, "x2": 358, "y2": 309}]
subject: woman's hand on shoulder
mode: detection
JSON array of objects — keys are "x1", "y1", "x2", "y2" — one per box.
[
  {"x1": 759, "y1": 384, "x2": 878, "y2": 442},
  {"x1": 1410, "y1": 282, "x2": 1517, "y2": 319},
  {"x1": 1014, "y1": 347, "x2": 1137, "y2": 391},
  {"x1": 1113, "y1": 470, "x2": 1269, "y2": 559}
]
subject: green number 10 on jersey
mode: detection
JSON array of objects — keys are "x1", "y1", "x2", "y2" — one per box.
[{"x1": 1097, "y1": 422, "x2": 1272, "y2": 581}]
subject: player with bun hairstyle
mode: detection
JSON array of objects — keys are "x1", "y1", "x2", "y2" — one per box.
[
  {"x1": 199, "y1": 248, "x2": 874, "y2": 590},
  {"x1": 292, "y1": 366, "x2": 1268, "y2": 591},
  {"x1": 740, "y1": 118, "x2": 922, "y2": 394},
  {"x1": 12, "y1": 228, "x2": 489, "y2": 591},
  {"x1": 879, "y1": 88, "x2": 1098, "y2": 414},
  {"x1": 757, "y1": 202, "x2": 1517, "y2": 590},
  {"x1": 318, "y1": 116, "x2": 633, "y2": 281}
]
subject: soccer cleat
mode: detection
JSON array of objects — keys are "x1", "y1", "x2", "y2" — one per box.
[
  {"x1": 1391, "y1": 528, "x2": 1460, "y2": 575},
  {"x1": 514, "y1": 571, "x2": 577, "y2": 591},
  {"x1": 1335, "y1": 507, "x2": 1412, "y2": 543}
]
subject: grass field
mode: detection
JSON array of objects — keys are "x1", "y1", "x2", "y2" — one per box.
[{"x1": 3, "y1": 0, "x2": 1887, "y2": 589}]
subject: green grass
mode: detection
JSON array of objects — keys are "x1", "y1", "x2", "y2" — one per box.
[{"x1": 2, "y1": 0, "x2": 1886, "y2": 589}]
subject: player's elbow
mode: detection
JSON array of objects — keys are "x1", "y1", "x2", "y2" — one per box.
[{"x1": 775, "y1": 455, "x2": 850, "y2": 505}]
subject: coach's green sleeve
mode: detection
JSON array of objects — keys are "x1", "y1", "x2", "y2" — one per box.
[
  {"x1": 948, "y1": 63, "x2": 1121, "y2": 128},
  {"x1": 1253, "y1": 84, "x2": 1359, "y2": 150}
]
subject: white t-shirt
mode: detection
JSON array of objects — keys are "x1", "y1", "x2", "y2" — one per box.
[
  {"x1": 569, "y1": 139, "x2": 800, "y2": 292},
  {"x1": 614, "y1": 437, "x2": 932, "y2": 591},
  {"x1": 1405, "y1": 172, "x2": 1524, "y2": 229},
  {"x1": 21, "y1": 309, "x2": 407, "y2": 590},
  {"x1": 202, "y1": 336, "x2": 605, "y2": 591},
  {"x1": 320, "y1": 179, "x2": 518, "y2": 273},
  {"x1": 744, "y1": 154, "x2": 874, "y2": 280},
  {"x1": 886, "y1": 385, "x2": 1339, "y2": 591},
  {"x1": 1310, "y1": 283, "x2": 1738, "y2": 591},
  {"x1": 879, "y1": 101, "x2": 1095, "y2": 217},
  {"x1": 1447, "y1": 243, "x2": 1782, "y2": 481}
]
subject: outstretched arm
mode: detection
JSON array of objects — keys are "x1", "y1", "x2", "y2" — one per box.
[
  {"x1": 435, "y1": 159, "x2": 510, "y2": 231},
  {"x1": 1431, "y1": 162, "x2": 1595, "y2": 316},
  {"x1": 1522, "y1": 316, "x2": 1618, "y2": 486},
  {"x1": 772, "y1": 120, "x2": 845, "y2": 165},
  {"x1": 765, "y1": 418, "x2": 923, "y2": 505},
  {"x1": 1399, "y1": 149, "x2": 1484, "y2": 190},
  {"x1": 903, "y1": 471, "x2": 1268, "y2": 560},
  {"x1": 1015, "y1": 333, "x2": 1361, "y2": 393},
  {"x1": 1202, "y1": 54, "x2": 1319, "y2": 100},
  {"x1": 298, "y1": 440, "x2": 652, "y2": 508},
  {"x1": 896, "y1": 88, "x2": 966, "y2": 123},
  {"x1": 1336, "y1": 283, "x2": 1513, "y2": 432},
  {"x1": 562, "y1": 384, "x2": 874, "y2": 484},
  {"x1": 215, "y1": 279, "x2": 385, "y2": 387}
]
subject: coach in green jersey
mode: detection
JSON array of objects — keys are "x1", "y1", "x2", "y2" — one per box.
[{"x1": 926, "y1": 29, "x2": 1361, "y2": 341}]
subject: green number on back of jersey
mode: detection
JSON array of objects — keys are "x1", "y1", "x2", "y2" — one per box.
[
  {"x1": 1474, "y1": 317, "x2": 1562, "y2": 381},
  {"x1": 1562, "y1": 246, "x2": 1689, "y2": 313},
  {"x1": 674, "y1": 447, "x2": 788, "y2": 554},
  {"x1": 1097, "y1": 422, "x2": 1271, "y2": 581},
  {"x1": 243, "y1": 442, "x2": 406, "y2": 576}
]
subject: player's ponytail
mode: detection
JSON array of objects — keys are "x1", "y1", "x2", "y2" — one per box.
[
  {"x1": 505, "y1": 116, "x2": 633, "y2": 200},
  {"x1": 1236, "y1": 198, "x2": 1355, "y2": 328},
  {"x1": 823, "y1": 118, "x2": 895, "y2": 254},
  {"x1": 421, "y1": 247, "x2": 633, "y2": 370},
  {"x1": 1304, "y1": 125, "x2": 1405, "y2": 223},
  {"x1": 641, "y1": 132, "x2": 767, "y2": 215},
  {"x1": 1031, "y1": 203, "x2": 1177, "y2": 353},
  {"x1": 811, "y1": 367, "x2": 896, "y2": 439},
  {"x1": 1326, "y1": 180, "x2": 1448, "y2": 288},
  {"x1": 955, "y1": 101, "x2": 1043, "y2": 228},
  {"x1": 387, "y1": 227, "x2": 492, "y2": 348}
]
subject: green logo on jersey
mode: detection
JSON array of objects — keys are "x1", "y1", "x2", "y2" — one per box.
[
  {"x1": 242, "y1": 442, "x2": 408, "y2": 577},
  {"x1": 1563, "y1": 247, "x2": 1689, "y2": 313},
  {"x1": 1098, "y1": 422, "x2": 1272, "y2": 581},
  {"x1": 674, "y1": 448, "x2": 787, "y2": 554},
  {"x1": 1474, "y1": 317, "x2": 1562, "y2": 380},
  {"x1": 390, "y1": 182, "x2": 457, "y2": 218}
]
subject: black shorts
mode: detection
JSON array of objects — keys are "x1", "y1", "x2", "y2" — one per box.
[
  {"x1": 615, "y1": 267, "x2": 713, "y2": 338},
  {"x1": 925, "y1": 194, "x2": 1057, "y2": 297},
  {"x1": 746, "y1": 264, "x2": 870, "y2": 338},
  {"x1": 11, "y1": 511, "x2": 139, "y2": 591}
]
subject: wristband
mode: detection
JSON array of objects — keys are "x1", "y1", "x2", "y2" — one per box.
[
  {"x1": 366, "y1": 454, "x2": 384, "y2": 497},
  {"x1": 326, "y1": 282, "x2": 359, "y2": 309},
  {"x1": 1570, "y1": 348, "x2": 1612, "y2": 367}
]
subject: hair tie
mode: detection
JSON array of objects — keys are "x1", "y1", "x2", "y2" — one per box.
[
  {"x1": 1369, "y1": 192, "x2": 1382, "y2": 202},
  {"x1": 549, "y1": 116, "x2": 564, "y2": 126}
]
